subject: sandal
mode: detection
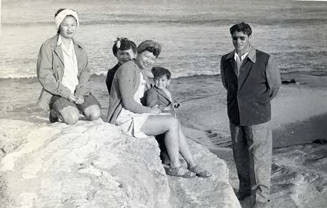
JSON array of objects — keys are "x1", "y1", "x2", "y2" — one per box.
[
  {"x1": 166, "y1": 166, "x2": 196, "y2": 178},
  {"x1": 188, "y1": 165, "x2": 211, "y2": 178}
]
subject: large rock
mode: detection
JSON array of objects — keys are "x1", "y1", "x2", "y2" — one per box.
[
  {"x1": 271, "y1": 143, "x2": 327, "y2": 208},
  {"x1": 0, "y1": 119, "x2": 240, "y2": 208},
  {"x1": 168, "y1": 140, "x2": 240, "y2": 208}
]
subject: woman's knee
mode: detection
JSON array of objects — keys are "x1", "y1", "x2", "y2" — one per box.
[
  {"x1": 167, "y1": 117, "x2": 179, "y2": 131},
  {"x1": 84, "y1": 105, "x2": 101, "y2": 121},
  {"x1": 60, "y1": 106, "x2": 79, "y2": 125}
]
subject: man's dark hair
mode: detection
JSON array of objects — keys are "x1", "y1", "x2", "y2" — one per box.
[
  {"x1": 229, "y1": 22, "x2": 252, "y2": 36},
  {"x1": 152, "y1": 67, "x2": 171, "y2": 80},
  {"x1": 112, "y1": 38, "x2": 137, "y2": 57}
]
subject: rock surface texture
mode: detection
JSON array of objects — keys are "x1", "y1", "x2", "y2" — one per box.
[
  {"x1": 0, "y1": 119, "x2": 240, "y2": 208},
  {"x1": 271, "y1": 143, "x2": 327, "y2": 208}
]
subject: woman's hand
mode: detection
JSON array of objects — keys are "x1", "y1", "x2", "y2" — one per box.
[
  {"x1": 75, "y1": 96, "x2": 85, "y2": 105},
  {"x1": 68, "y1": 94, "x2": 77, "y2": 103},
  {"x1": 68, "y1": 94, "x2": 84, "y2": 105},
  {"x1": 150, "y1": 105, "x2": 161, "y2": 114},
  {"x1": 163, "y1": 106, "x2": 172, "y2": 111}
]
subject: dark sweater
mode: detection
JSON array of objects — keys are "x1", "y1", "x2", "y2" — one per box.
[
  {"x1": 144, "y1": 87, "x2": 172, "y2": 108},
  {"x1": 105, "y1": 63, "x2": 121, "y2": 94}
]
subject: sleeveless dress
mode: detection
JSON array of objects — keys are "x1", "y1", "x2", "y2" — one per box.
[{"x1": 115, "y1": 72, "x2": 150, "y2": 138}]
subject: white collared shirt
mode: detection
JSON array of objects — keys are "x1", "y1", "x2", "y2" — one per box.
[
  {"x1": 57, "y1": 35, "x2": 79, "y2": 94},
  {"x1": 234, "y1": 51, "x2": 249, "y2": 75},
  {"x1": 234, "y1": 52, "x2": 249, "y2": 62}
]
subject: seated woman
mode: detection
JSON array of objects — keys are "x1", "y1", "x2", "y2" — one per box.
[
  {"x1": 37, "y1": 8, "x2": 101, "y2": 124},
  {"x1": 106, "y1": 40, "x2": 211, "y2": 178}
]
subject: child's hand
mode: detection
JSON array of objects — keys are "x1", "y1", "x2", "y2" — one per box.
[{"x1": 173, "y1": 102, "x2": 180, "y2": 109}]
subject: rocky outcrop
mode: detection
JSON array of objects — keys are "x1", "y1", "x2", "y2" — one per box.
[
  {"x1": 0, "y1": 119, "x2": 240, "y2": 208},
  {"x1": 209, "y1": 143, "x2": 327, "y2": 208},
  {"x1": 168, "y1": 140, "x2": 240, "y2": 208},
  {"x1": 271, "y1": 143, "x2": 327, "y2": 208}
]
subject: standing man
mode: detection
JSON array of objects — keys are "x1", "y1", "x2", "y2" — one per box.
[{"x1": 220, "y1": 22, "x2": 281, "y2": 208}]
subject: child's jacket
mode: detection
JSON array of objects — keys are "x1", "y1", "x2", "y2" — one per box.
[{"x1": 144, "y1": 86, "x2": 173, "y2": 109}]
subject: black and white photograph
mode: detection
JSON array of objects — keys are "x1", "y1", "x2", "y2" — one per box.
[{"x1": 0, "y1": 0, "x2": 327, "y2": 207}]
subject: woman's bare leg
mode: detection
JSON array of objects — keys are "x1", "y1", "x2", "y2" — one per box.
[
  {"x1": 177, "y1": 123, "x2": 196, "y2": 167},
  {"x1": 141, "y1": 115, "x2": 180, "y2": 168},
  {"x1": 177, "y1": 122, "x2": 212, "y2": 177}
]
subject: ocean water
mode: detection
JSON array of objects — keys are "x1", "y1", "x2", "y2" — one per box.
[{"x1": 1, "y1": 0, "x2": 327, "y2": 78}]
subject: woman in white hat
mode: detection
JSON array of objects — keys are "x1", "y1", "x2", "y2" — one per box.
[{"x1": 37, "y1": 8, "x2": 101, "y2": 125}]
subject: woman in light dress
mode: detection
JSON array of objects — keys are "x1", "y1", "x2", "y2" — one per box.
[{"x1": 107, "y1": 40, "x2": 211, "y2": 178}]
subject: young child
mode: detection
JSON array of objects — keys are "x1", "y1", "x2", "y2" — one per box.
[
  {"x1": 144, "y1": 67, "x2": 180, "y2": 116},
  {"x1": 105, "y1": 37, "x2": 137, "y2": 94},
  {"x1": 144, "y1": 67, "x2": 180, "y2": 166}
]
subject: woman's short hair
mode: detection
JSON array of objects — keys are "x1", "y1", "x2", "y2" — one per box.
[
  {"x1": 137, "y1": 40, "x2": 161, "y2": 58},
  {"x1": 112, "y1": 38, "x2": 137, "y2": 57},
  {"x1": 229, "y1": 22, "x2": 252, "y2": 36},
  {"x1": 152, "y1": 67, "x2": 171, "y2": 80}
]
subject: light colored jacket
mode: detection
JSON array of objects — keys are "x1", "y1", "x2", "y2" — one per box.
[
  {"x1": 106, "y1": 60, "x2": 152, "y2": 124},
  {"x1": 36, "y1": 35, "x2": 90, "y2": 110}
]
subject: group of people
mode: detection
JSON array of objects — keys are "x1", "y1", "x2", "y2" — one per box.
[{"x1": 37, "y1": 8, "x2": 281, "y2": 208}]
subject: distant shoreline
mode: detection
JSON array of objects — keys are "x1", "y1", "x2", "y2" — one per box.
[
  {"x1": 3, "y1": 17, "x2": 327, "y2": 27},
  {"x1": 1, "y1": 70, "x2": 327, "y2": 84}
]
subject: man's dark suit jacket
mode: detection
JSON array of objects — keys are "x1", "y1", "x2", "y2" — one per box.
[{"x1": 220, "y1": 47, "x2": 280, "y2": 126}]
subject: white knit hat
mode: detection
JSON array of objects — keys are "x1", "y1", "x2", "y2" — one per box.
[{"x1": 55, "y1": 9, "x2": 79, "y2": 29}]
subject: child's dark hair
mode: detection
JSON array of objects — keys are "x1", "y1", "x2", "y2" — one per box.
[
  {"x1": 112, "y1": 37, "x2": 137, "y2": 57},
  {"x1": 152, "y1": 67, "x2": 171, "y2": 80},
  {"x1": 229, "y1": 22, "x2": 252, "y2": 36}
]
